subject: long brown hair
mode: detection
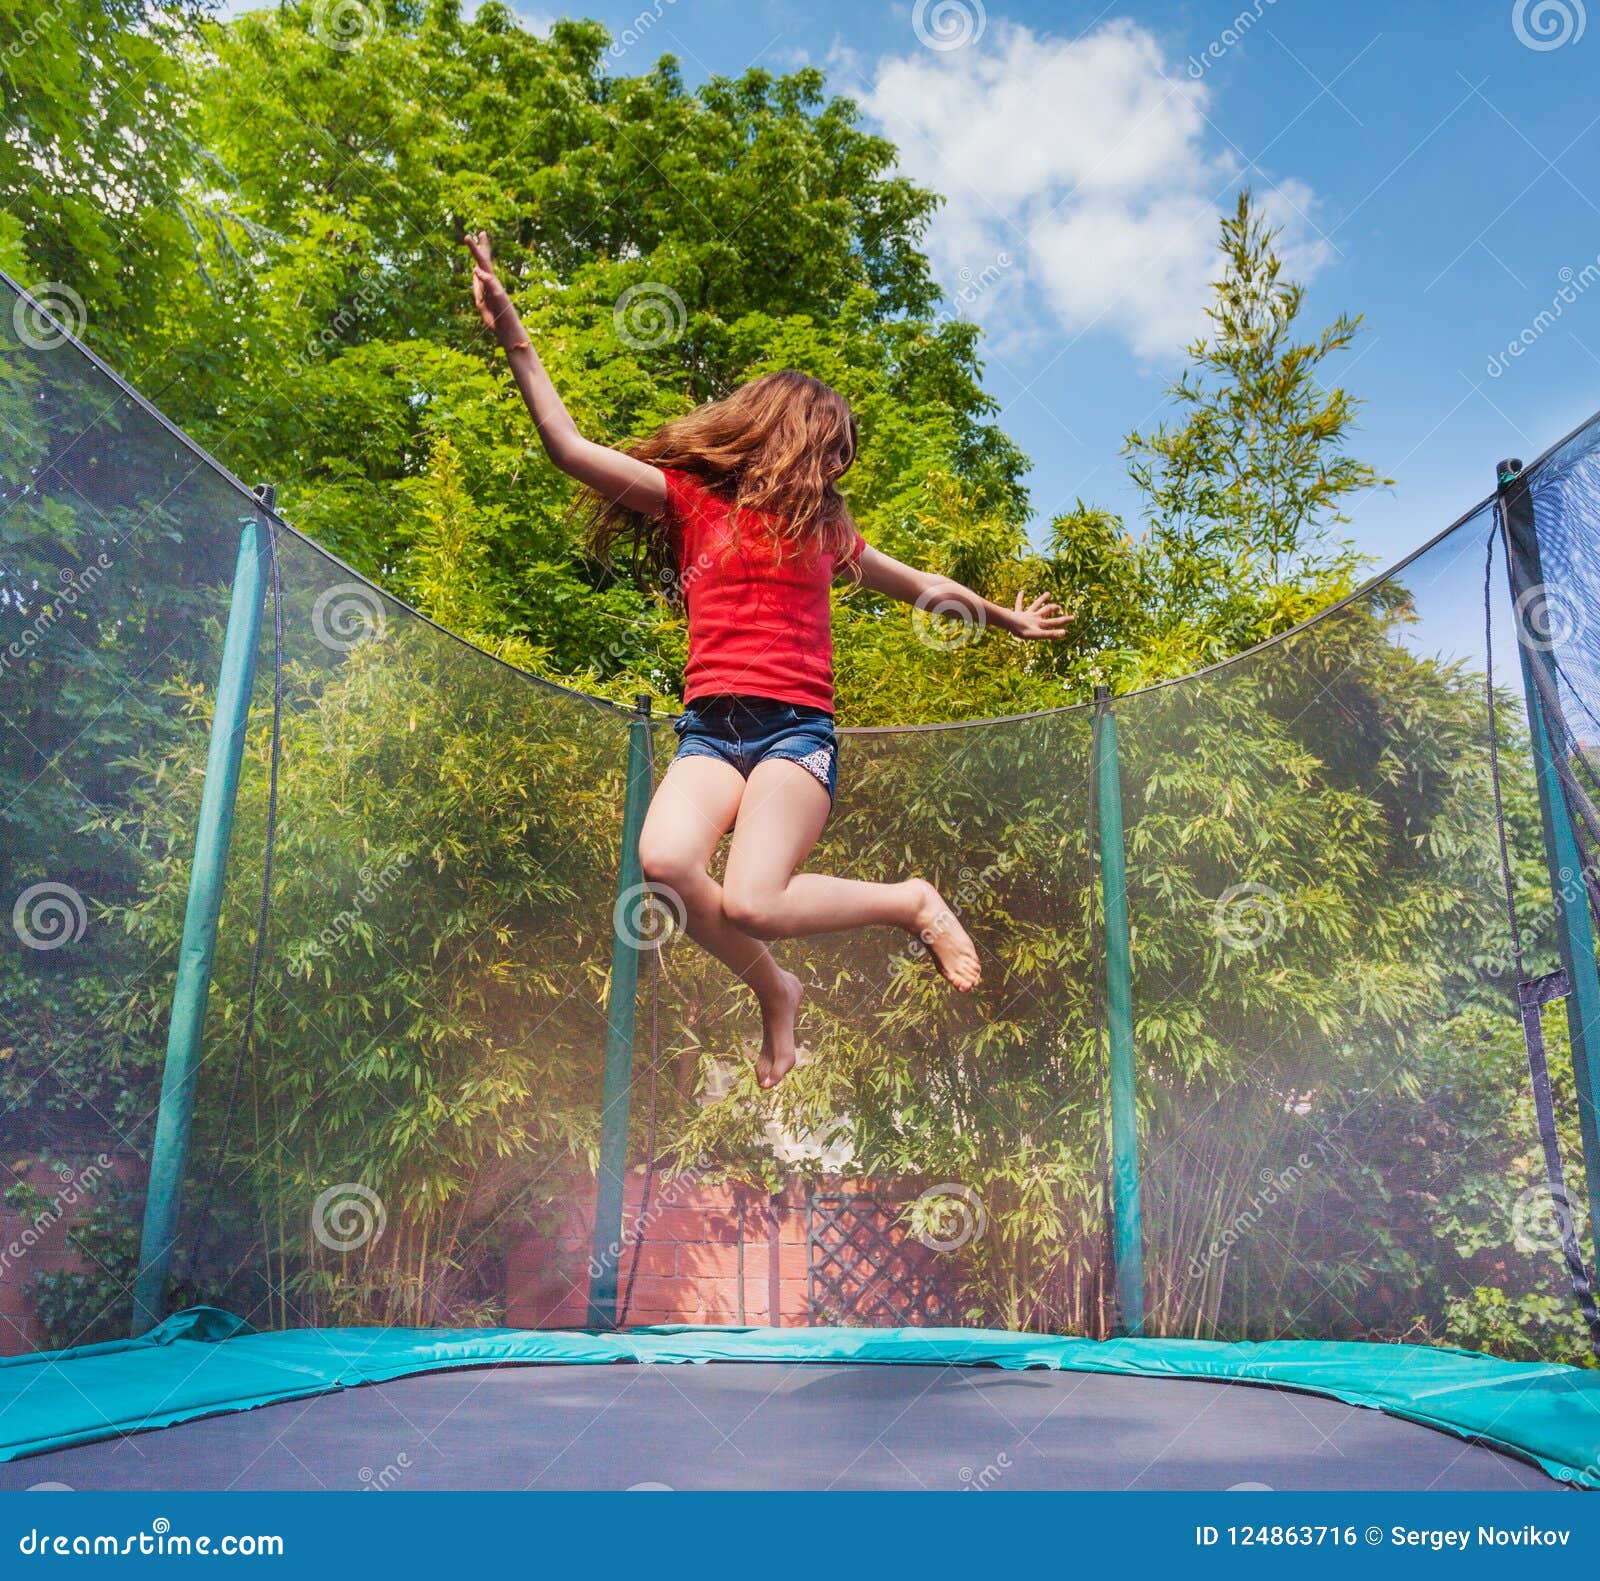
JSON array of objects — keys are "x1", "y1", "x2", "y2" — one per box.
[{"x1": 580, "y1": 370, "x2": 860, "y2": 591}]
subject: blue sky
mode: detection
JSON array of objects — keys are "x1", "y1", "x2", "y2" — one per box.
[{"x1": 491, "y1": 0, "x2": 1600, "y2": 574}]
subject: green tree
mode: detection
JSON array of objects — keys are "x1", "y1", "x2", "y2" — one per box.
[
  {"x1": 94, "y1": 4, "x2": 1038, "y2": 716},
  {"x1": 0, "y1": 0, "x2": 209, "y2": 355},
  {"x1": 1117, "y1": 191, "x2": 1386, "y2": 679}
]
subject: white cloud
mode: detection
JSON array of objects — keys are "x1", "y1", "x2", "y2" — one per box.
[
  {"x1": 1254, "y1": 177, "x2": 1333, "y2": 285},
  {"x1": 859, "y1": 18, "x2": 1329, "y2": 362},
  {"x1": 504, "y1": 3, "x2": 558, "y2": 34}
]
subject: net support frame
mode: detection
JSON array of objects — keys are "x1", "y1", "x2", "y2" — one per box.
[
  {"x1": 1497, "y1": 459, "x2": 1600, "y2": 1266},
  {"x1": 586, "y1": 695, "x2": 654, "y2": 1329},
  {"x1": 131, "y1": 514, "x2": 268, "y2": 1335},
  {"x1": 1093, "y1": 687, "x2": 1145, "y2": 1335}
]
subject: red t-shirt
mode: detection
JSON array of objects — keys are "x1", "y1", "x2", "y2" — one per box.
[{"x1": 662, "y1": 468, "x2": 864, "y2": 714}]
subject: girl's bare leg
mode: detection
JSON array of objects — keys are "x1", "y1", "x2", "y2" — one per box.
[
  {"x1": 722, "y1": 759, "x2": 982, "y2": 1049},
  {"x1": 636, "y1": 756, "x2": 803, "y2": 1087}
]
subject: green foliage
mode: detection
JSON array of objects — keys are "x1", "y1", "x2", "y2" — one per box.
[
  {"x1": 4, "y1": 1165, "x2": 174, "y2": 1350},
  {"x1": 91, "y1": 619, "x2": 626, "y2": 1326},
  {"x1": 24, "y1": 1191, "x2": 142, "y2": 1352},
  {"x1": 0, "y1": 310, "x2": 249, "y2": 1144},
  {"x1": 1438, "y1": 1286, "x2": 1593, "y2": 1367},
  {"x1": 1, "y1": 0, "x2": 206, "y2": 355},
  {"x1": 1114, "y1": 601, "x2": 1577, "y2": 1344}
]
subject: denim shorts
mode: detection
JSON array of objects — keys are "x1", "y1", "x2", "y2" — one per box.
[{"x1": 672, "y1": 695, "x2": 839, "y2": 800}]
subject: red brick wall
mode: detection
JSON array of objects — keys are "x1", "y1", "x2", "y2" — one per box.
[{"x1": 505, "y1": 1174, "x2": 814, "y2": 1329}]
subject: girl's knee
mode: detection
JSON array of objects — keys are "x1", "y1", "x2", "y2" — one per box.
[
  {"x1": 722, "y1": 880, "x2": 782, "y2": 939},
  {"x1": 638, "y1": 836, "x2": 703, "y2": 895}
]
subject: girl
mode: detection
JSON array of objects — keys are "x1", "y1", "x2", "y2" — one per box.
[{"x1": 466, "y1": 234, "x2": 1069, "y2": 1088}]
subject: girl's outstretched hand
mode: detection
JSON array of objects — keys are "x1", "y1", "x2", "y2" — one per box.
[
  {"x1": 464, "y1": 230, "x2": 514, "y2": 336},
  {"x1": 1009, "y1": 591, "x2": 1071, "y2": 640}
]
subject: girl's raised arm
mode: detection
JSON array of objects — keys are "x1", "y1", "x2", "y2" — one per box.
[
  {"x1": 852, "y1": 544, "x2": 1070, "y2": 641},
  {"x1": 465, "y1": 232, "x2": 668, "y2": 518}
]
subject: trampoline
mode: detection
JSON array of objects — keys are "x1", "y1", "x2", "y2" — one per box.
[
  {"x1": 0, "y1": 1314, "x2": 1588, "y2": 1489},
  {"x1": 5, "y1": 267, "x2": 1600, "y2": 1492},
  {"x1": 0, "y1": 1363, "x2": 1566, "y2": 1493}
]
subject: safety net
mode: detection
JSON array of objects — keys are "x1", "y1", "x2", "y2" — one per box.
[{"x1": 4, "y1": 270, "x2": 1600, "y2": 1473}]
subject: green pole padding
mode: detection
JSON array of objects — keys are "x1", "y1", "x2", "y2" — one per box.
[
  {"x1": 1093, "y1": 687, "x2": 1144, "y2": 1336},
  {"x1": 587, "y1": 695, "x2": 654, "y2": 1328},
  {"x1": 131, "y1": 515, "x2": 267, "y2": 1335},
  {"x1": 1498, "y1": 460, "x2": 1600, "y2": 1259}
]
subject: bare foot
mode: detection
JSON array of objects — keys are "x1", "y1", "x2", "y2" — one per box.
[
  {"x1": 909, "y1": 879, "x2": 981, "y2": 991},
  {"x1": 755, "y1": 969, "x2": 804, "y2": 1089}
]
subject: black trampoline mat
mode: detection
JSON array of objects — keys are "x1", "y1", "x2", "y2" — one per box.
[{"x1": 0, "y1": 1363, "x2": 1562, "y2": 1491}]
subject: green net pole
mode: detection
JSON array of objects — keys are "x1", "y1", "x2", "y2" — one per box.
[
  {"x1": 1094, "y1": 686, "x2": 1145, "y2": 1336},
  {"x1": 1498, "y1": 460, "x2": 1600, "y2": 1258},
  {"x1": 587, "y1": 695, "x2": 653, "y2": 1329},
  {"x1": 131, "y1": 513, "x2": 267, "y2": 1335}
]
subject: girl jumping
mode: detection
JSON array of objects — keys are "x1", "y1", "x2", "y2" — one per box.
[{"x1": 467, "y1": 234, "x2": 1069, "y2": 1087}]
